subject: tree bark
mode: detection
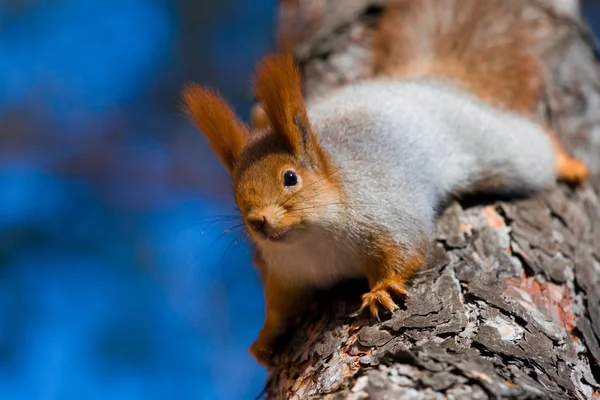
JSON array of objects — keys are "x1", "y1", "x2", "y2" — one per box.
[{"x1": 260, "y1": 1, "x2": 600, "y2": 398}]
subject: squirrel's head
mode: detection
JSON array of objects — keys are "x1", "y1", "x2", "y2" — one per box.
[{"x1": 183, "y1": 53, "x2": 342, "y2": 245}]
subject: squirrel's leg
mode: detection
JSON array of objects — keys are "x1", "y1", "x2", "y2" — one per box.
[
  {"x1": 360, "y1": 239, "x2": 426, "y2": 318},
  {"x1": 544, "y1": 127, "x2": 588, "y2": 186},
  {"x1": 249, "y1": 275, "x2": 305, "y2": 366}
]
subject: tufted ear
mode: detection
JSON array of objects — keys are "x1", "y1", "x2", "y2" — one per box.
[
  {"x1": 253, "y1": 52, "x2": 322, "y2": 165},
  {"x1": 183, "y1": 84, "x2": 250, "y2": 174}
]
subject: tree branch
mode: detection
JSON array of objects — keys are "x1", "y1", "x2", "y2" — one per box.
[{"x1": 259, "y1": 1, "x2": 600, "y2": 398}]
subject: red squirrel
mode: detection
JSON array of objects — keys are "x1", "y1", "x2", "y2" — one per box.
[{"x1": 182, "y1": 0, "x2": 588, "y2": 367}]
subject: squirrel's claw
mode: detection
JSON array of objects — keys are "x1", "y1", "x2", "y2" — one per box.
[{"x1": 360, "y1": 278, "x2": 407, "y2": 319}]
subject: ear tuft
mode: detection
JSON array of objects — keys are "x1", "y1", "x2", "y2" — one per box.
[
  {"x1": 183, "y1": 84, "x2": 250, "y2": 174},
  {"x1": 253, "y1": 52, "x2": 308, "y2": 152}
]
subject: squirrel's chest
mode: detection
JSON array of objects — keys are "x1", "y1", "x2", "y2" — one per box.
[{"x1": 260, "y1": 235, "x2": 364, "y2": 287}]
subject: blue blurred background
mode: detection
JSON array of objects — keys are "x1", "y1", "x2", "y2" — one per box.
[
  {"x1": 0, "y1": 1, "x2": 599, "y2": 399},
  {"x1": 0, "y1": 0, "x2": 274, "y2": 398}
]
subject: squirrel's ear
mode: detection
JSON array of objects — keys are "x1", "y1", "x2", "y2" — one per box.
[
  {"x1": 254, "y1": 52, "x2": 322, "y2": 165},
  {"x1": 183, "y1": 85, "x2": 250, "y2": 174}
]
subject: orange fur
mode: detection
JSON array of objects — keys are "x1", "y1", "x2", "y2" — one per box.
[
  {"x1": 253, "y1": 53, "x2": 333, "y2": 174},
  {"x1": 360, "y1": 237, "x2": 427, "y2": 318},
  {"x1": 249, "y1": 269, "x2": 307, "y2": 367},
  {"x1": 374, "y1": 0, "x2": 545, "y2": 115},
  {"x1": 254, "y1": 52, "x2": 308, "y2": 150},
  {"x1": 235, "y1": 151, "x2": 343, "y2": 244},
  {"x1": 182, "y1": 84, "x2": 250, "y2": 173},
  {"x1": 240, "y1": 151, "x2": 343, "y2": 366}
]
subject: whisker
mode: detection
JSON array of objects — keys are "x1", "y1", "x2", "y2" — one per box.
[
  {"x1": 287, "y1": 185, "x2": 340, "y2": 203},
  {"x1": 178, "y1": 222, "x2": 244, "y2": 283},
  {"x1": 286, "y1": 203, "x2": 345, "y2": 213},
  {"x1": 287, "y1": 200, "x2": 379, "y2": 213},
  {"x1": 280, "y1": 167, "x2": 343, "y2": 207},
  {"x1": 189, "y1": 215, "x2": 240, "y2": 222},
  {"x1": 288, "y1": 167, "x2": 341, "y2": 202},
  {"x1": 198, "y1": 222, "x2": 245, "y2": 270},
  {"x1": 180, "y1": 215, "x2": 242, "y2": 233},
  {"x1": 274, "y1": 186, "x2": 286, "y2": 205},
  {"x1": 197, "y1": 223, "x2": 246, "y2": 256},
  {"x1": 216, "y1": 228, "x2": 249, "y2": 269}
]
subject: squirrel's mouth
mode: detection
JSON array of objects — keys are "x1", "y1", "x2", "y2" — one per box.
[{"x1": 266, "y1": 228, "x2": 293, "y2": 242}]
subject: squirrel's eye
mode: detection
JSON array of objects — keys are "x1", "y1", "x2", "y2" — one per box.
[{"x1": 283, "y1": 170, "x2": 298, "y2": 187}]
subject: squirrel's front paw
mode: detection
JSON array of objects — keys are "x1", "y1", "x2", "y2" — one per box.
[
  {"x1": 249, "y1": 339, "x2": 275, "y2": 367},
  {"x1": 360, "y1": 278, "x2": 408, "y2": 319}
]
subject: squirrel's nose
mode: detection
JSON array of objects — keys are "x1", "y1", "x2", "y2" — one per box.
[{"x1": 248, "y1": 215, "x2": 267, "y2": 234}]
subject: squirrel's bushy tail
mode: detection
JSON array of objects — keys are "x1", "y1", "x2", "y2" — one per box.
[{"x1": 374, "y1": 0, "x2": 555, "y2": 115}]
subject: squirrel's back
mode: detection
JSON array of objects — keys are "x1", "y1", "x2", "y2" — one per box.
[
  {"x1": 374, "y1": 0, "x2": 553, "y2": 115},
  {"x1": 308, "y1": 78, "x2": 556, "y2": 211}
]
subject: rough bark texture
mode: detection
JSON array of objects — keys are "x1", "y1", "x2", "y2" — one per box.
[{"x1": 261, "y1": 1, "x2": 600, "y2": 398}]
